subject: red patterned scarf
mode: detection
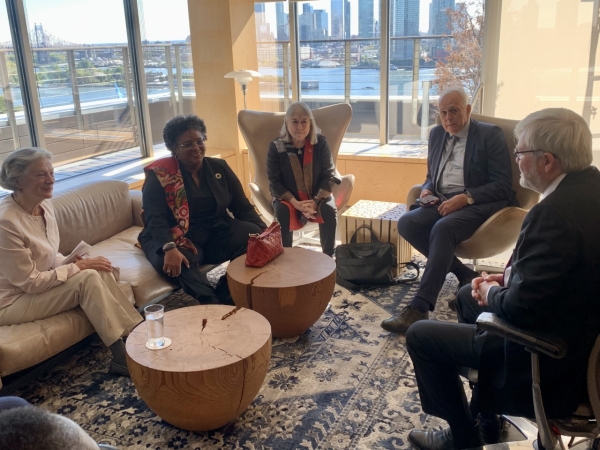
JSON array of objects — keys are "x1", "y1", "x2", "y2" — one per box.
[
  {"x1": 282, "y1": 139, "x2": 325, "y2": 231},
  {"x1": 143, "y1": 156, "x2": 197, "y2": 254}
]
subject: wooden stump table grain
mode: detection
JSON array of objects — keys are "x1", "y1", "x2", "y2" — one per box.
[
  {"x1": 227, "y1": 247, "x2": 336, "y2": 338},
  {"x1": 125, "y1": 305, "x2": 271, "y2": 431}
]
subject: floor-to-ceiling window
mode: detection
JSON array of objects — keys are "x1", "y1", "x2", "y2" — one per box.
[
  {"x1": 21, "y1": 0, "x2": 140, "y2": 164},
  {"x1": 254, "y1": 2, "x2": 292, "y2": 112},
  {"x1": 138, "y1": 0, "x2": 196, "y2": 146},
  {"x1": 0, "y1": 5, "x2": 31, "y2": 160},
  {"x1": 3, "y1": 0, "x2": 198, "y2": 167},
  {"x1": 253, "y1": 0, "x2": 463, "y2": 144}
]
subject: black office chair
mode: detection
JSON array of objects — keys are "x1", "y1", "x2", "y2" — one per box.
[{"x1": 472, "y1": 313, "x2": 600, "y2": 450}]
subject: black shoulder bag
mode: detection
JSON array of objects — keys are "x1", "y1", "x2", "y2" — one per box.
[{"x1": 335, "y1": 225, "x2": 419, "y2": 290}]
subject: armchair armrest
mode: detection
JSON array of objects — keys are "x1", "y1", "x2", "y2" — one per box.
[
  {"x1": 407, "y1": 184, "x2": 423, "y2": 206},
  {"x1": 476, "y1": 312, "x2": 567, "y2": 359}
]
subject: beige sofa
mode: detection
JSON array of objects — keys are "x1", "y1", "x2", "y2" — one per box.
[{"x1": 0, "y1": 180, "x2": 177, "y2": 388}]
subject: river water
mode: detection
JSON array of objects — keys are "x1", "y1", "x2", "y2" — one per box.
[{"x1": 6, "y1": 66, "x2": 438, "y2": 110}]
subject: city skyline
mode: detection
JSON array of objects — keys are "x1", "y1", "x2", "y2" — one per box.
[{"x1": 1, "y1": 0, "x2": 445, "y2": 46}]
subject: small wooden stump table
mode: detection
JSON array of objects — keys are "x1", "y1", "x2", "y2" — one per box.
[
  {"x1": 340, "y1": 200, "x2": 412, "y2": 276},
  {"x1": 126, "y1": 305, "x2": 271, "y2": 431},
  {"x1": 227, "y1": 247, "x2": 336, "y2": 339}
]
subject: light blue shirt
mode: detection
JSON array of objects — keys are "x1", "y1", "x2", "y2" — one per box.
[{"x1": 438, "y1": 121, "x2": 470, "y2": 194}]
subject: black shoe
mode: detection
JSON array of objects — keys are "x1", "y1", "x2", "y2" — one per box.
[
  {"x1": 381, "y1": 306, "x2": 429, "y2": 333},
  {"x1": 448, "y1": 297, "x2": 457, "y2": 312},
  {"x1": 479, "y1": 414, "x2": 501, "y2": 444},
  {"x1": 108, "y1": 359, "x2": 130, "y2": 377},
  {"x1": 408, "y1": 428, "x2": 483, "y2": 450},
  {"x1": 449, "y1": 275, "x2": 476, "y2": 312}
]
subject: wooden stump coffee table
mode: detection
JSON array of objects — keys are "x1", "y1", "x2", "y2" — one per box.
[
  {"x1": 125, "y1": 305, "x2": 271, "y2": 431},
  {"x1": 227, "y1": 247, "x2": 336, "y2": 338}
]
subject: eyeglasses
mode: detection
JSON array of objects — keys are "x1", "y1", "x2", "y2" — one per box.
[
  {"x1": 179, "y1": 138, "x2": 206, "y2": 151},
  {"x1": 513, "y1": 149, "x2": 542, "y2": 160}
]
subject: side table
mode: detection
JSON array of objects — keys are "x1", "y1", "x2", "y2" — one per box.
[
  {"x1": 126, "y1": 305, "x2": 271, "y2": 431},
  {"x1": 227, "y1": 247, "x2": 336, "y2": 338},
  {"x1": 340, "y1": 200, "x2": 412, "y2": 276}
]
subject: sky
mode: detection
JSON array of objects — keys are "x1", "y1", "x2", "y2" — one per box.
[
  {"x1": 0, "y1": 0, "x2": 191, "y2": 44},
  {"x1": 1, "y1": 0, "x2": 433, "y2": 45}
]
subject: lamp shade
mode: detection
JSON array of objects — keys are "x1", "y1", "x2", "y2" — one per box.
[{"x1": 224, "y1": 70, "x2": 262, "y2": 83}]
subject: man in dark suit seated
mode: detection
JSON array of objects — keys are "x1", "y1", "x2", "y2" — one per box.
[
  {"x1": 405, "y1": 108, "x2": 600, "y2": 450},
  {"x1": 382, "y1": 86, "x2": 514, "y2": 333}
]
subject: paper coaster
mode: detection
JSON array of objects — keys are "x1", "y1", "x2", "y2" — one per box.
[{"x1": 145, "y1": 337, "x2": 172, "y2": 350}]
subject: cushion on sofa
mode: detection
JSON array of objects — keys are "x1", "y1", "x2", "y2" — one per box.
[
  {"x1": 53, "y1": 180, "x2": 134, "y2": 255},
  {"x1": 0, "y1": 308, "x2": 95, "y2": 383},
  {"x1": 89, "y1": 226, "x2": 177, "y2": 307}
]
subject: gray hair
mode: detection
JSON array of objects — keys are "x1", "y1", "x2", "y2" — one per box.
[
  {"x1": 280, "y1": 101, "x2": 320, "y2": 145},
  {"x1": 438, "y1": 85, "x2": 470, "y2": 106},
  {"x1": 0, "y1": 407, "x2": 93, "y2": 450},
  {"x1": 0, "y1": 147, "x2": 53, "y2": 191},
  {"x1": 515, "y1": 108, "x2": 592, "y2": 173}
]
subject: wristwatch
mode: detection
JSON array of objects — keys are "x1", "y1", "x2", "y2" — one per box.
[
  {"x1": 162, "y1": 242, "x2": 177, "y2": 252},
  {"x1": 464, "y1": 191, "x2": 475, "y2": 205}
]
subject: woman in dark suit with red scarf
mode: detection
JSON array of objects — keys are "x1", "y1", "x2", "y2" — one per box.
[
  {"x1": 139, "y1": 115, "x2": 266, "y2": 304},
  {"x1": 267, "y1": 102, "x2": 337, "y2": 256}
]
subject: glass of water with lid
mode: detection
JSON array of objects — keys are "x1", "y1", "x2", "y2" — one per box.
[{"x1": 144, "y1": 304, "x2": 165, "y2": 349}]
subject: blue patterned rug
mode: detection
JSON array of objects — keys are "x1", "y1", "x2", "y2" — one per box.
[{"x1": 5, "y1": 274, "x2": 462, "y2": 449}]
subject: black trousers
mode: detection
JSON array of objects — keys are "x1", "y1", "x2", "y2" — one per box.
[
  {"x1": 273, "y1": 196, "x2": 337, "y2": 256},
  {"x1": 141, "y1": 219, "x2": 262, "y2": 304},
  {"x1": 397, "y1": 204, "x2": 488, "y2": 309},
  {"x1": 406, "y1": 285, "x2": 492, "y2": 427}
]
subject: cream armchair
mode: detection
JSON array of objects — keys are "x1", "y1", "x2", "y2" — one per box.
[
  {"x1": 406, "y1": 114, "x2": 540, "y2": 267},
  {"x1": 238, "y1": 103, "x2": 355, "y2": 226}
]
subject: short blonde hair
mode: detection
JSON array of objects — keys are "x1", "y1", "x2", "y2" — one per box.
[
  {"x1": 515, "y1": 108, "x2": 592, "y2": 173},
  {"x1": 280, "y1": 101, "x2": 320, "y2": 145}
]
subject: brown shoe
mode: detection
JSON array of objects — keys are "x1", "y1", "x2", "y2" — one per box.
[{"x1": 381, "y1": 306, "x2": 429, "y2": 333}]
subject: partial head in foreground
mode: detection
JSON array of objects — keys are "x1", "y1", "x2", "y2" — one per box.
[
  {"x1": 281, "y1": 101, "x2": 319, "y2": 146},
  {"x1": 437, "y1": 86, "x2": 471, "y2": 135},
  {"x1": 0, "y1": 406, "x2": 100, "y2": 450},
  {"x1": 514, "y1": 108, "x2": 592, "y2": 192}
]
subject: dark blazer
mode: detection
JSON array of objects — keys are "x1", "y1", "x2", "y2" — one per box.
[
  {"x1": 422, "y1": 118, "x2": 514, "y2": 210},
  {"x1": 479, "y1": 167, "x2": 600, "y2": 418},
  {"x1": 267, "y1": 134, "x2": 335, "y2": 202},
  {"x1": 138, "y1": 157, "x2": 265, "y2": 252}
]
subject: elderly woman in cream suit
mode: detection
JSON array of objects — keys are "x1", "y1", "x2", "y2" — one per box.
[{"x1": 0, "y1": 147, "x2": 142, "y2": 376}]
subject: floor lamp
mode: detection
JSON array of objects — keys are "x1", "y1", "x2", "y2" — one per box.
[{"x1": 224, "y1": 69, "x2": 262, "y2": 109}]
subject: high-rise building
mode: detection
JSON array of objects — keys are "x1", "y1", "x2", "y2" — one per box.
[
  {"x1": 276, "y1": 3, "x2": 289, "y2": 41},
  {"x1": 390, "y1": 0, "x2": 420, "y2": 61},
  {"x1": 299, "y1": 8, "x2": 316, "y2": 41},
  {"x1": 428, "y1": 0, "x2": 455, "y2": 58},
  {"x1": 303, "y1": 4, "x2": 314, "y2": 14},
  {"x1": 315, "y1": 9, "x2": 329, "y2": 38},
  {"x1": 331, "y1": 0, "x2": 351, "y2": 39},
  {"x1": 331, "y1": 0, "x2": 344, "y2": 39},
  {"x1": 344, "y1": 1, "x2": 351, "y2": 38},
  {"x1": 429, "y1": 0, "x2": 455, "y2": 35},
  {"x1": 358, "y1": 0, "x2": 375, "y2": 38},
  {"x1": 254, "y1": 3, "x2": 271, "y2": 41}
]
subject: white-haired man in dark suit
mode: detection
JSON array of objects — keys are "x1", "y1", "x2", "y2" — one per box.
[{"x1": 382, "y1": 86, "x2": 514, "y2": 333}]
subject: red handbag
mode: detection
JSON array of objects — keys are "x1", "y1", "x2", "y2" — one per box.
[{"x1": 245, "y1": 221, "x2": 284, "y2": 267}]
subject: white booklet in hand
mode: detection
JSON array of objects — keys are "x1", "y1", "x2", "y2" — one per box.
[{"x1": 59, "y1": 241, "x2": 92, "y2": 266}]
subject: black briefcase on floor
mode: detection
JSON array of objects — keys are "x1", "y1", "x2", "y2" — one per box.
[{"x1": 335, "y1": 225, "x2": 419, "y2": 289}]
